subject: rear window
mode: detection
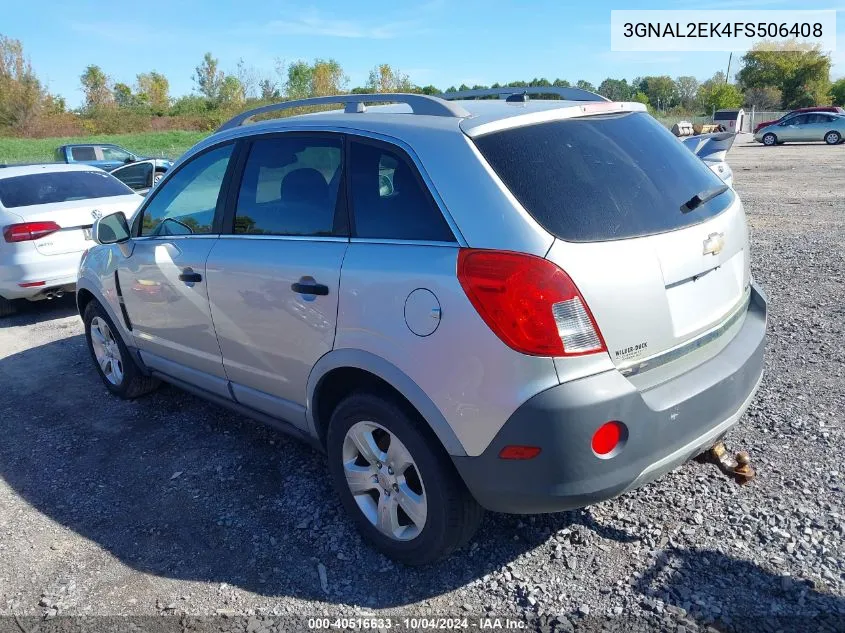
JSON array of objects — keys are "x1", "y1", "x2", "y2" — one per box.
[
  {"x1": 0, "y1": 171, "x2": 133, "y2": 209},
  {"x1": 473, "y1": 112, "x2": 734, "y2": 242}
]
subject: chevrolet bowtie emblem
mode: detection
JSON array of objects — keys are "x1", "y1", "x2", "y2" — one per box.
[{"x1": 703, "y1": 232, "x2": 725, "y2": 256}]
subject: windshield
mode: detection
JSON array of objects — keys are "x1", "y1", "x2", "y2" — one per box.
[
  {"x1": 472, "y1": 112, "x2": 734, "y2": 242},
  {"x1": 0, "y1": 170, "x2": 133, "y2": 209}
]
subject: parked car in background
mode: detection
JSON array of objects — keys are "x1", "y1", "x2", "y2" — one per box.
[
  {"x1": 78, "y1": 89, "x2": 766, "y2": 565},
  {"x1": 54, "y1": 144, "x2": 173, "y2": 181},
  {"x1": 0, "y1": 164, "x2": 142, "y2": 317},
  {"x1": 682, "y1": 131, "x2": 736, "y2": 187},
  {"x1": 752, "y1": 106, "x2": 845, "y2": 134},
  {"x1": 754, "y1": 112, "x2": 845, "y2": 146},
  {"x1": 108, "y1": 159, "x2": 160, "y2": 195}
]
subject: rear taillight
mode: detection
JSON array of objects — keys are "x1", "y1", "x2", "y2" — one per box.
[
  {"x1": 3, "y1": 221, "x2": 61, "y2": 243},
  {"x1": 457, "y1": 249, "x2": 606, "y2": 357}
]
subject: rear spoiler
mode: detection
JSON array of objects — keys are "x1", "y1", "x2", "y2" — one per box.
[{"x1": 681, "y1": 132, "x2": 736, "y2": 162}]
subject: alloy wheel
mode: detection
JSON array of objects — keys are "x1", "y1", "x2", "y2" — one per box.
[
  {"x1": 341, "y1": 420, "x2": 427, "y2": 541},
  {"x1": 90, "y1": 316, "x2": 124, "y2": 385}
]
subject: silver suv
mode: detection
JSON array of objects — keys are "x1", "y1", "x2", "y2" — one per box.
[{"x1": 78, "y1": 88, "x2": 767, "y2": 565}]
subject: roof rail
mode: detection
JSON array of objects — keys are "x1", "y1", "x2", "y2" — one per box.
[
  {"x1": 438, "y1": 86, "x2": 609, "y2": 103},
  {"x1": 216, "y1": 93, "x2": 471, "y2": 132}
]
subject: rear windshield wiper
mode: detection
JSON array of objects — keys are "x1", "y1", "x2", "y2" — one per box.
[{"x1": 680, "y1": 185, "x2": 729, "y2": 213}]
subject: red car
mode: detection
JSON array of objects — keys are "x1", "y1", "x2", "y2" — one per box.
[{"x1": 754, "y1": 106, "x2": 845, "y2": 133}]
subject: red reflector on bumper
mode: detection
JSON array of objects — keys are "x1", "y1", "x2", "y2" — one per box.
[
  {"x1": 592, "y1": 421, "x2": 626, "y2": 456},
  {"x1": 498, "y1": 445, "x2": 541, "y2": 460},
  {"x1": 18, "y1": 281, "x2": 46, "y2": 288}
]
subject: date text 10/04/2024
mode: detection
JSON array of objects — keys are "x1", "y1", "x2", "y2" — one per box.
[{"x1": 307, "y1": 617, "x2": 527, "y2": 629}]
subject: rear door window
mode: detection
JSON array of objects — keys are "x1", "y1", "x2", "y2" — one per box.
[
  {"x1": 234, "y1": 135, "x2": 344, "y2": 236},
  {"x1": 472, "y1": 112, "x2": 734, "y2": 242},
  {"x1": 348, "y1": 139, "x2": 454, "y2": 242},
  {"x1": 70, "y1": 146, "x2": 97, "y2": 161},
  {"x1": 101, "y1": 146, "x2": 132, "y2": 162}
]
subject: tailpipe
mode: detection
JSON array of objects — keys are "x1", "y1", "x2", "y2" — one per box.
[{"x1": 704, "y1": 440, "x2": 755, "y2": 485}]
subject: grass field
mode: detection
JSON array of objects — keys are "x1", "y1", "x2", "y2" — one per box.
[{"x1": 0, "y1": 130, "x2": 209, "y2": 164}]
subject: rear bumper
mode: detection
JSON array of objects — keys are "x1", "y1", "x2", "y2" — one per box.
[
  {"x1": 452, "y1": 284, "x2": 767, "y2": 514},
  {"x1": 0, "y1": 250, "x2": 82, "y2": 300}
]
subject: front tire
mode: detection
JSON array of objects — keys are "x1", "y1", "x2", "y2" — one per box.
[
  {"x1": 153, "y1": 171, "x2": 165, "y2": 184},
  {"x1": 327, "y1": 392, "x2": 483, "y2": 565},
  {"x1": 762, "y1": 133, "x2": 777, "y2": 146},
  {"x1": 83, "y1": 301, "x2": 159, "y2": 398},
  {"x1": 824, "y1": 131, "x2": 841, "y2": 145}
]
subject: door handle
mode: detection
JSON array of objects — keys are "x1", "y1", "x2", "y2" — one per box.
[
  {"x1": 178, "y1": 268, "x2": 203, "y2": 284},
  {"x1": 291, "y1": 281, "x2": 329, "y2": 296}
]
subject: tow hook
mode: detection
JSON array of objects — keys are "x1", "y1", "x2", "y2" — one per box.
[{"x1": 705, "y1": 441, "x2": 755, "y2": 485}]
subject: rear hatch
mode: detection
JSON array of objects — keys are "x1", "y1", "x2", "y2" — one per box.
[
  {"x1": 0, "y1": 170, "x2": 140, "y2": 255},
  {"x1": 471, "y1": 110, "x2": 750, "y2": 371}
]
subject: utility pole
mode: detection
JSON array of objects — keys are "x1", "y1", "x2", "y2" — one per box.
[{"x1": 725, "y1": 52, "x2": 732, "y2": 83}]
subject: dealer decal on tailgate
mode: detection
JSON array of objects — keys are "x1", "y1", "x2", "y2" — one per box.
[{"x1": 614, "y1": 342, "x2": 648, "y2": 361}]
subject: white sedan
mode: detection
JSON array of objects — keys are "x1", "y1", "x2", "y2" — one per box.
[{"x1": 0, "y1": 164, "x2": 142, "y2": 317}]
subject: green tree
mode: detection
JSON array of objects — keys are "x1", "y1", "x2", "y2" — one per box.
[
  {"x1": 219, "y1": 75, "x2": 245, "y2": 105},
  {"x1": 0, "y1": 35, "x2": 45, "y2": 128},
  {"x1": 631, "y1": 91, "x2": 650, "y2": 106},
  {"x1": 113, "y1": 82, "x2": 135, "y2": 108},
  {"x1": 698, "y1": 79, "x2": 744, "y2": 112},
  {"x1": 529, "y1": 77, "x2": 551, "y2": 87},
  {"x1": 744, "y1": 86, "x2": 783, "y2": 110},
  {"x1": 194, "y1": 52, "x2": 223, "y2": 100},
  {"x1": 639, "y1": 75, "x2": 677, "y2": 110},
  {"x1": 311, "y1": 59, "x2": 347, "y2": 96},
  {"x1": 831, "y1": 78, "x2": 845, "y2": 106},
  {"x1": 675, "y1": 76, "x2": 699, "y2": 109},
  {"x1": 366, "y1": 64, "x2": 413, "y2": 93},
  {"x1": 258, "y1": 78, "x2": 280, "y2": 100},
  {"x1": 737, "y1": 41, "x2": 831, "y2": 108},
  {"x1": 80, "y1": 64, "x2": 113, "y2": 110},
  {"x1": 597, "y1": 78, "x2": 631, "y2": 101},
  {"x1": 286, "y1": 60, "x2": 313, "y2": 99},
  {"x1": 417, "y1": 85, "x2": 440, "y2": 95},
  {"x1": 136, "y1": 71, "x2": 169, "y2": 113},
  {"x1": 575, "y1": 79, "x2": 596, "y2": 92},
  {"x1": 552, "y1": 79, "x2": 570, "y2": 87}
]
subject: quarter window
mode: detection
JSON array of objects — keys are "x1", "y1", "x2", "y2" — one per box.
[
  {"x1": 139, "y1": 144, "x2": 233, "y2": 236},
  {"x1": 348, "y1": 140, "x2": 454, "y2": 242},
  {"x1": 234, "y1": 136, "x2": 343, "y2": 236}
]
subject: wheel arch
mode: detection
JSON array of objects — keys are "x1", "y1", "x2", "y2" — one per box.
[
  {"x1": 76, "y1": 277, "x2": 131, "y2": 341},
  {"x1": 306, "y1": 349, "x2": 467, "y2": 457}
]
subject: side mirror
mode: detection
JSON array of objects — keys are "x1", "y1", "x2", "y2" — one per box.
[
  {"x1": 124, "y1": 155, "x2": 136, "y2": 164},
  {"x1": 93, "y1": 212, "x2": 131, "y2": 245}
]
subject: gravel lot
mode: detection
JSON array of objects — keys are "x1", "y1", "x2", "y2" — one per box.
[{"x1": 0, "y1": 137, "x2": 843, "y2": 632}]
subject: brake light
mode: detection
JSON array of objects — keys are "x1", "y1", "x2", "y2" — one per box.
[
  {"x1": 457, "y1": 249, "x2": 606, "y2": 356},
  {"x1": 3, "y1": 221, "x2": 61, "y2": 243}
]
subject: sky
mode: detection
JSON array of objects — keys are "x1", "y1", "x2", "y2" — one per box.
[{"x1": 3, "y1": 0, "x2": 844, "y2": 107}]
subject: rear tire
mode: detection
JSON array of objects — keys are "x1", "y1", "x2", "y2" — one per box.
[
  {"x1": 762, "y1": 133, "x2": 777, "y2": 146},
  {"x1": 824, "y1": 131, "x2": 841, "y2": 145},
  {"x1": 0, "y1": 296, "x2": 17, "y2": 318},
  {"x1": 327, "y1": 392, "x2": 483, "y2": 565},
  {"x1": 83, "y1": 300, "x2": 159, "y2": 398},
  {"x1": 153, "y1": 170, "x2": 165, "y2": 184}
]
